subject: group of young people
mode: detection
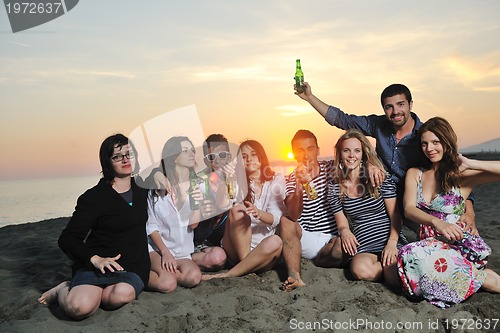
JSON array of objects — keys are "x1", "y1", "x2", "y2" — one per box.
[{"x1": 38, "y1": 82, "x2": 500, "y2": 320}]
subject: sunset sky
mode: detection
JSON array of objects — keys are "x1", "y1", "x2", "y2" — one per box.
[{"x1": 1, "y1": 0, "x2": 500, "y2": 180}]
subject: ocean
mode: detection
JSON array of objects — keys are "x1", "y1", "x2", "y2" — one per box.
[
  {"x1": 0, "y1": 165, "x2": 298, "y2": 229},
  {"x1": 0, "y1": 175, "x2": 100, "y2": 228}
]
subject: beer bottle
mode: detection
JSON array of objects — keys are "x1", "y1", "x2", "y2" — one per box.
[
  {"x1": 295, "y1": 59, "x2": 304, "y2": 93},
  {"x1": 188, "y1": 168, "x2": 200, "y2": 210}
]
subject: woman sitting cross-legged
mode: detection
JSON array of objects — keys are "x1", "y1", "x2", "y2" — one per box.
[{"x1": 37, "y1": 134, "x2": 150, "y2": 320}]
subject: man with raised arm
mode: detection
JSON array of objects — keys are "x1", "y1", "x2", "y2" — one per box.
[{"x1": 294, "y1": 82, "x2": 476, "y2": 237}]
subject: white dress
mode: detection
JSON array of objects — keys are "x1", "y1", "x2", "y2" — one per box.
[
  {"x1": 146, "y1": 191, "x2": 194, "y2": 259},
  {"x1": 248, "y1": 173, "x2": 286, "y2": 250}
]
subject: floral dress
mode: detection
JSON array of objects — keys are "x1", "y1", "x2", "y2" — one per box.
[{"x1": 397, "y1": 169, "x2": 491, "y2": 308}]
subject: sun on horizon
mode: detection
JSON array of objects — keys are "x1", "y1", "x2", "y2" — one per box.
[{"x1": 287, "y1": 151, "x2": 294, "y2": 160}]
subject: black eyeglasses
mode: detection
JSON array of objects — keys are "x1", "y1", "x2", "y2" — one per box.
[
  {"x1": 111, "y1": 151, "x2": 135, "y2": 162},
  {"x1": 204, "y1": 151, "x2": 230, "y2": 162}
]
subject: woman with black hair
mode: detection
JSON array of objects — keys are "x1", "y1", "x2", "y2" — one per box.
[{"x1": 38, "y1": 134, "x2": 150, "y2": 320}]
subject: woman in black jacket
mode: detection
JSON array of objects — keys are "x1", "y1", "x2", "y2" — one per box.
[{"x1": 38, "y1": 134, "x2": 150, "y2": 320}]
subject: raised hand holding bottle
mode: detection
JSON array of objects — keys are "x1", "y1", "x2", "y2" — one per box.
[{"x1": 295, "y1": 59, "x2": 304, "y2": 93}]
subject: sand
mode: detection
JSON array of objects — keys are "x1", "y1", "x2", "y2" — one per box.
[{"x1": 0, "y1": 183, "x2": 499, "y2": 333}]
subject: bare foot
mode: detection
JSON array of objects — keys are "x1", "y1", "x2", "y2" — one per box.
[
  {"x1": 38, "y1": 281, "x2": 69, "y2": 305},
  {"x1": 280, "y1": 276, "x2": 305, "y2": 291},
  {"x1": 201, "y1": 273, "x2": 228, "y2": 281}
]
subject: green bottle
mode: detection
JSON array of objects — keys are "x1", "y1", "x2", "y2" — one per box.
[
  {"x1": 188, "y1": 168, "x2": 200, "y2": 210},
  {"x1": 295, "y1": 59, "x2": 304, "y2": 93}
]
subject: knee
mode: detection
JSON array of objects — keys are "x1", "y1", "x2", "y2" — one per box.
[
  {"x1": 156, "y1": 276, "x2": 177, "y2": 293},
  {"x1": 351, "y1": 261, "x2": 380, "y2": 282},
  {"x1": 64, "y1": 296, "x2": 98, "y2": 320},
  {"x1": 183, "y1": 269, "x2": 202, "y2": 288},
  {"x1": 314, "y1": 237, "x2": 344, "y2": 267},
  {"x1": 263, "y1": 235, "x2": 283, "y2": 256},
  {"x1": 229, "y1": 204, "x2": 248, "y2": 223},
  {"x1": 102, "y1": 284, "x2": 136, "y2": 309},
  {"x1": 205, "y1": 247, "x2": 227, "y2": 270}
]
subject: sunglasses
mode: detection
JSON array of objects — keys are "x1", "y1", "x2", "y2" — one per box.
[{"x1": 205, "y1": 151, "x2": 231, "y2": 162}]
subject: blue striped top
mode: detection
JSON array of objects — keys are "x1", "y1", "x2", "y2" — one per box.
[{"x1": 328, "y1": 176, "x2": 397, "y2": 253}]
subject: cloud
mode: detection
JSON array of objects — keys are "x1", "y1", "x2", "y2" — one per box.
[
  {"x1": 443, "y1": 54, "x2": 500, "y2": 91},
  {"x1": 276, "y1": 105, "x2": 314, "y2": 117},
  {"x1": 444, "y1": 55, "x2": 500, "y2": 80}
]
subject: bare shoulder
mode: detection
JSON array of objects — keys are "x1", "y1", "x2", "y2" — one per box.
[{"x1": 406, "y1": 167, "x2": 421, "y2": 179}]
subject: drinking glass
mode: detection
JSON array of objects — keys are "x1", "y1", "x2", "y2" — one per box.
[{"x1": 225, "y1": 173, "x2": 237, "y2": 205}]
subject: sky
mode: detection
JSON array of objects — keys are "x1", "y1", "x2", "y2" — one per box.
[{"x1": 1, "y1": 0, "x2": 500, "y2": 180}]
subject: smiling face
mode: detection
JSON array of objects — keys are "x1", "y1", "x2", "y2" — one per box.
[
  {"x1": 382, "y1": 93, "x2": 413, "y2": 129},
  {"x1": 110, "y1": 144, "x2": 135, "y2": 178},
  {"x1": 340, "y1": 138, "x2": 363, "y2": 170},
  {"x1": 175, "y1": 140, "x2": 196, "y2": 168},
  {"x1": 240, "y1": 144, "x2": 261, "y2": 175},
  {"x1": 420, "y1": 130, "x2": 444, "y2": 163}
]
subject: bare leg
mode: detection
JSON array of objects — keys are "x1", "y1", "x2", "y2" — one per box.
[
  {"x1": 100, "y1": 283, "x2": 136, "y2": 310},
  {"x1": 175, "y1": 259, "x2": 202, "y2": 287},
  {"x1": 192, "y1": 246, "x2": 226, "y2": 271},
  {"x1": 38, "y1": 281, "x2": 70, "y2": 305},
  {"x1": 58, "y1": 284, "x2": 103, "y2": 320},
  {"x1": 203, "y1": 235, "x2": 282, "y2": 280},
  {"x1": 481, "y1": 269, "x2": 500, "y2": 293},
  {"x1": 147, "y1": 251, "x2": 177, "y2": 293},
  {"x1": 350, "y1": 253, "x2": 382, "y2": 282},
  {"x1": 226, "y1": 204, "x2": 252, "y2": 260},
  {"x1": 277, "y1": 216, "x2": 305, "y2": 291},
  {"x1": 313, "y1": 236, "x2": 347, "y2": 268}
]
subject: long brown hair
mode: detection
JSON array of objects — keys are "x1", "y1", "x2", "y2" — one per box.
[
  {"x1": 333, "y1": 129, "x2": 385, "y2": 199},
  {"x1": 239, "y1": 139, "x2": 275, "y2": 204},
  {"x1": 418, "y1": 117, "x2": 460, "y2": 192},
  {"x1": 159, "y1": 136, "x2": 195, "y2": 200}
]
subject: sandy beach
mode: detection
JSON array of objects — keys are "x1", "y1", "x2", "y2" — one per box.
[{"x1": 0, "y1": 183, "x2": 499, "y2": 333}]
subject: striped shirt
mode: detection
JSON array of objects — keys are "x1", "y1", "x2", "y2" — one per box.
[
  {"x1": 285, "y1": 160, "x2": 337, "y2": 235},
  {"x1": 328, "y1": 176, "x2": 397, "y2": 253}
]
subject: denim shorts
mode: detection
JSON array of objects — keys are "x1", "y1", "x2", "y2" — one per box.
[{"x1": 70, "y1": 269, "x2": 144, "y2": 299}]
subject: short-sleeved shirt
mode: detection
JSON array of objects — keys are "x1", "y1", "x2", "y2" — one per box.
[
  {"x1": 285, "y1": 160, "x2": 337, "y2": 235},
  {"x1": 329, "y1": 177, "x2": 397, "y2": 253}
]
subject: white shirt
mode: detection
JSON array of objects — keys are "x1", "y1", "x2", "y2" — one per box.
[
  {"x1": 248, "y1": 173, "x2": 286, "y2": 249},
  {"x1": 146, "y1": 191, "x2": 194, "y2": 259}
]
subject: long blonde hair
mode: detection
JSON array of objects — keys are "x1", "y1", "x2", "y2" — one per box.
[{"x1": 333, "y1": 129, "x2": 385, "y2": 199}]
